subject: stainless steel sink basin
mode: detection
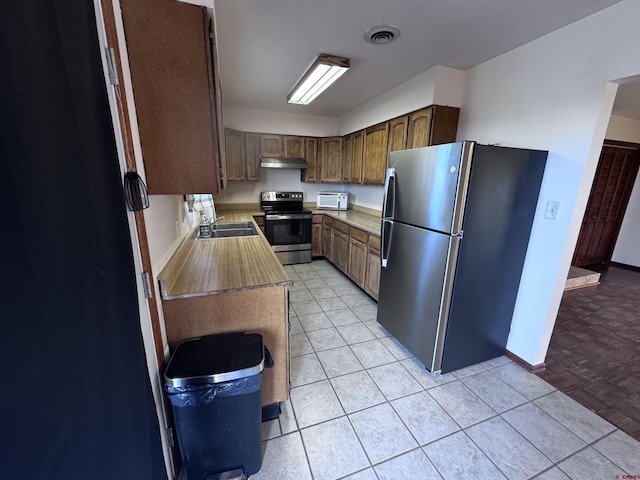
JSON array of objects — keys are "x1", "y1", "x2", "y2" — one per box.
[{"x1": 198, "y1": 221, "x2": 259, "y2": 239}]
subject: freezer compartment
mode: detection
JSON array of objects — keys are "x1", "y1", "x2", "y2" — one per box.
[{"x1": 376, "y1": 221, "x2": 460, "y2": 371}]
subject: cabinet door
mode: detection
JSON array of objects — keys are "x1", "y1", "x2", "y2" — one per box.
[
  {"x1": 348, "y1": 228, "x2": 368, "y2": 288},
  {"x1": 225, "y1": 128, "x2": 245, "y2": 181},
  {"x1": 121, "y1": 0, "x2": 222, "y2": 194},
  {"x1": 244, "y1": 132, "x2": 261, "y2": 182},
  {"x1": 342, "y1": 134, "x2": 353, "y2": 183},
  {"x1": 332, "y1": 230, "x2": 349, "y2": 274},
  {"x1": 261, "y1": 134, "x2": 283, "y2": 157},
  {"x1": 362, "y1": 123, "x2": 389, "y2": 185},
  {"x1": 429, "y1": 105, "x2": 460, "y2": 146},
  {"x1": 364, "y1": 247, "x2": 381, "y2": 300},
  {"x1": 284, "y1": 136, "x2": 305, "y2": 158},
  {"x1": 312, "y1": 223, "x2": 323, "y2": 257},
  {"x1": 322, "y1": 223, "x2": 333, "y2": 260},
  {"x1": 207, "y1": 15, "x2": 226, "y2": 191},
  {"x1": 320, "y1": 137, "x2": 343, "y2": 183},
  {"x1": 407, "y1": 107, "x2": 433, "y2": 149},
  {"x1": 302, "y1": 137, "x2": 319, "y2": 182},
  {"x1": 387, "y1": 116, "x2": 408, "y2": 158},
  {"x1": 352, "y1": 130, "x2": 364, "y2": 184}
]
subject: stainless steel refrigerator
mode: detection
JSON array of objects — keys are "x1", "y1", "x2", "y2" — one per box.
[{"x1": 377, "y1": 141, "x2": 547, "y2": 373}]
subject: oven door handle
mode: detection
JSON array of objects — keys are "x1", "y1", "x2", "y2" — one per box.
[{"x1": 265, "y1": 214, "x2": 312, "y2": 220}]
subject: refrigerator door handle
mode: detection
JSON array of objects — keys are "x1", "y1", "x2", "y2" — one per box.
[
  {"x1": 381, "y1": 219, "x2": 393, "y2": 268},
  {"x1": 382, "y1": 168, "x2": 396, "y2": 219}
]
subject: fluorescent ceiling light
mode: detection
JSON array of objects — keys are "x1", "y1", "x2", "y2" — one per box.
[{"x1": 288, "y1": 54, "x2": 350, "y2": 105}]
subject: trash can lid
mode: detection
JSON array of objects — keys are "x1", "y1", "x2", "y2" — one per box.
[{"x1": 164, "y1": 332, "x2": 264, "y2": 388}]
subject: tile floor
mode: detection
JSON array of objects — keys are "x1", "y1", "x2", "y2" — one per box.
[{"x1": 254, "y1": 260, "x2": 640, "y2": 480}]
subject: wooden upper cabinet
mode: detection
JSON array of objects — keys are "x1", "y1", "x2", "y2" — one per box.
[
  {"x1": 120, "y1": 0, "x2": 224, "y2": 194},
  {"x1": 261, "y1": 134, "x2": 283, "y2": 157},
  {"x1": 407, "y1": 107, "x2": 433, "y2": 149},
  {"x1": 352, "y1": 130, "x2": 364, "y2": 184},
  {"x1": 283, "y1": 136, "x2": 304, "y2": 158},
  {"x1": 362, "y1": 123, "x2": 389, "y2": 184},
  {"x1": 387, "y1": 116, "x2": 408, "y2": 157},
  {"x1": 302, "y1": 137, "x2": 319, "y2": 182},
  {"x1": 407, "y1": 105, "x2": 459, "y2": 148},
  {"x1": 225, "y1": 128, "x2": 245, "y2": 181},
  {"x1": 244, "y1": 132, "x2": 261, "y2": 182},
  {"x1": 342, "y1": 134, "x2": 353, "y2": 183},
  {"x1": 320, "y1": 137, "x2": 343, "y2": 183}
]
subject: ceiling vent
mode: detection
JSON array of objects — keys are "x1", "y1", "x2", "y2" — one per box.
[{"x1": 364, "y1": 25, "x2": 400, "y2": 45}]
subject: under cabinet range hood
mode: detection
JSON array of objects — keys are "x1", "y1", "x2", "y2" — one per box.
[{"x1": 260, "y1": 157, "x2": 308, "y2": 169}]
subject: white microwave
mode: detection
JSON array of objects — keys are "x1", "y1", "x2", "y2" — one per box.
[{"x1": 316, "y1": 192, "x2": 349, "y2": 211}]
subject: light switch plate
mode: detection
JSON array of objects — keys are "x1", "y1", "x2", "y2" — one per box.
[{"x1": 545, "y1": 201, "x2": 560, "y2": 220}]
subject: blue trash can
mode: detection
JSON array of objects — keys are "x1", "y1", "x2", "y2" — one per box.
[{"x1": 164, "y1": 332, "x2": 265, "y2": 480}]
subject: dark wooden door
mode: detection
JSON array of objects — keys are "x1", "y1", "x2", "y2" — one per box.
[{"x1": 573, "y1": 141, "x2": 640, "y2": 266}]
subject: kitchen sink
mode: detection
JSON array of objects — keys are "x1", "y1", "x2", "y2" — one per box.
[{"x1": 198, "y1": 221, "x2": 259, "y2": 239}]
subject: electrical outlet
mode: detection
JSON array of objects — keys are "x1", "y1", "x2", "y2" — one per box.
[{"x1": 545, "y1": 201, "x2": 560, "y2": 220}]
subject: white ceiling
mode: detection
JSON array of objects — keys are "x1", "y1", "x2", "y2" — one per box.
[{"x1": 214, "y1": 0, "x2": 630, "y2": 118}]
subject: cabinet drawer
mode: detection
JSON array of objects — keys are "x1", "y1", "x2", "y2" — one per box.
[
  {"x1": 334, "y1": 219, "x2": 350, "y2": 235},
  {"x1": 368, "y1": 234, "x2": 380, "y2": 251},
  {"x1": 323, "y1": 216, "x2": 334, "y2": 227},
  {"x1": 350, "y1": 227, "x2": 368, "y2": 244},
  {"x1": 312, "y1": 214, "x2": 323, "y2": 224}
]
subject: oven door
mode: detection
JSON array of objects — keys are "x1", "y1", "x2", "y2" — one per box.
[{"x1": 264, "y1": 213, "x2": 312, "y2": 249}]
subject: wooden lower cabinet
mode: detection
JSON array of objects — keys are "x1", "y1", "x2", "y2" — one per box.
[
  {"x1": 364, "y1": 235, "x2": 381, "y2": 300},
  {"x1": 253, "y1": 214, "x2": 265, "y2": 234},
  {"x1": 312, "y1": 215, "x2": 323, "y2": 257},
  {"x1": 162, "y1": 285, "x2": 289, "y2": 406},
  {"x1": 322, "y1": 219, "x2": 333, "y2": 261},
  {"x1": 348, "y1": 227, "x2": 368, "y2": 288},
  {"x1": 332, "y1": 220, "x2": 350, "y2": 274}
]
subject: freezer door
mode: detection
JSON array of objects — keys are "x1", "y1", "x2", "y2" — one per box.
[
  {"x1": 388, "y1": 142, "x2": 472, "y2": 234},
  {"x1": 376, "y1": 221, "x2": 460, "y2": 371}
]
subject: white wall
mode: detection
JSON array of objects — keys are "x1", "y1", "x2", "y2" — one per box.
[
  {"x1": 456, "y1": 0, "x2": 640, "y2": 366},
  {"x1": 607, "y1": 115, "x2": 640, "y2": 266}
]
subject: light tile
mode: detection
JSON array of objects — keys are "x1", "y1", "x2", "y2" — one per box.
[
  {"x1": 532, "y1": 391, "x2": 616, "y2": 443},
  {"x1": 375, "y1": 449, "x2": 442, "y2": 480},
  {"x1": 368, "y1": 362, "x2": 423, "y2": 400},
  {"x1": 301, "y1": 417, "x2": 370, "y2": 480},
  {"x1": 289, "y1": 316, "x2": 303, "y2": 334},
  {"x1": 401, "y1": 357, "x2": 456, "y2": 389},
  {"x1": 349, "y1": 403, "x2": 418, "y2": 464},
  {"x1": 592, "y1": 430, "x2": 640, "y2": 473},
  {"x1": 424, "y1": 431, "x2": 507, "y2": 479},
  {"x1": 290, "y1": 289, "x2": 315, "y2": 304},
  {"x1": 297, "y1": 270, "x2": 321, "y2": 280},
  {"x1": 326, "y1": 308, "x2": 361, "y2": 326},
  {"x1": 288, "y1": 280, "x2": 308, "y2": 292},
  {"x1": 350, "y1": 339, "x2": 396, "y2": 368},
  {"x1": 309, "y1": 286, "x2": 338, "y2": 300},
  {"x1": 490, "y1": 363, "x2": 555, "y2": 400},
  {"x1": 317, "y1": 346, "x2": 363, "y2": 378},
  {"x1": 292, "y1": 263, "x2": 315, "y2": 273},
  {"x1": 283, "y1": 265, "x2": 296, "y2": 274},
  {"x1": 307, "y1": 327, "x2": 347, "y2": 352},
  {"x1": 478, "y1": 355, "x2": 512, "y2": 370},
  {"x1": 340, "y1": 292, "x2": 375, "y2": 308},
  {"x1": 336, "y1": 322, "x2": 376, "y2": 345},
  {"x1": 330, "y1": 370, "x2": 386, "y2": 414},
  {"x1": 290, "y1": 380, "x2": 344, "y2": 428},
  {"x1": 363, "y1": 320, "x2": 391, "y2": 338},
  {"x1": 429, "y1": 381, "x2": 495, "y2": 428},
  {"x1": 501, "y1": 403, "x2": 586, "y2": 462},
  {"x1": 261, "y1": 418, "x2": 281, "y2": 441},
  {"x1": 557, "y1": 447, "x2": 626, "y2": 478},
  {"x1": 466, "y1": 416, "x2": 552, "y2": 479},
  {"x1": 460, "y1": 370, "x2": 528, "y2": 413},
  {"x1": 322, "y1": 268, "x2": 349, "y2": 279},
  {"x1": 450, "y1": 362, "x2": 487, "y2": 379},
  {"x1": 302, "y1": 278, "x2": 328, "y2": 289},
  {"x1": 290, "y1": 353, "x2": 327, "y2": 387},
  {"x1": 278, "y1": 399, "x2": 298, "y2": 434},
  {"x1": 317, "y1": 296, "x2": 348, "y2": 312},
  {"x1": 391, "y1": 391, "x2": 459, "y2": 445},
  {"x1": 333, "y1": 282, "x2": 364, "y2": 297},
  {"x1": 379, "y1": 335, "x2": 414, "y2": 360},
  {"x1": 341, "y1": 468, "x2": 378, "y2": 480},
  {"x1": 251, "y1": 432, "x2": 312, "y2": 480},
  {"x1": 291, "y1": 300, "x2": 322, "y2": 316},
  {"x1": 531, "y1": 467, "x2": 570, "y2": 479},
  {"x1": 298, "y1": 312, "x2": 332, "y2": 332},
  {"x1": 289, "y1": 332, "x2": 313, "y2": 357},
  {"x1": 352, "y1": 304, "x2": 378, "y2": 321}
]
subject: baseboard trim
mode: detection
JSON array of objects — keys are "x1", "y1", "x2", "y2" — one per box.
[
  {"x1": 505, "y1": 350, "x2": 546, "y2": 373},
  {"x1": 610, "y1": 261, "x2": 640, "y2": 272}
]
